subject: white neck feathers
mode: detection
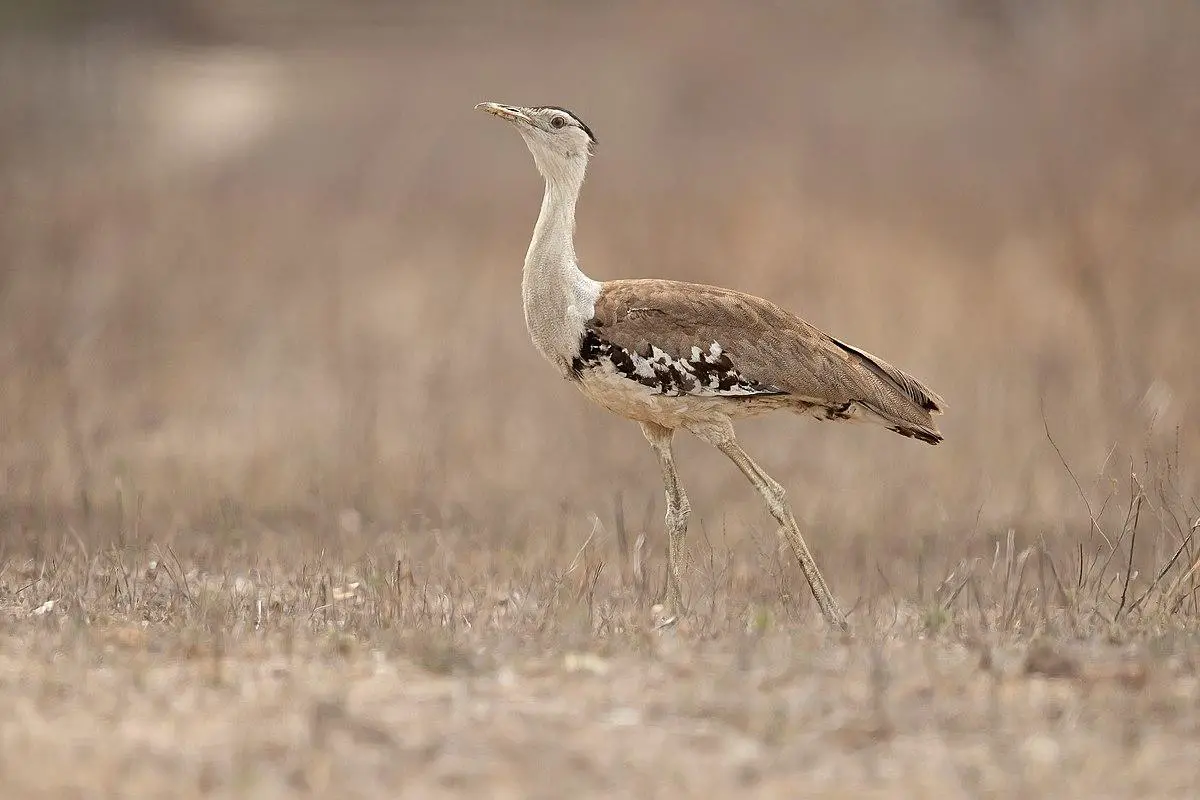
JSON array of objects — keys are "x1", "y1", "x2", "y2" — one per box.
[{"x1": 521, "y1": 162, "x2": 601, "y2": 375}]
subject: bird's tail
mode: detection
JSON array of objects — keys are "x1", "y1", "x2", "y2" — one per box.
[
  {"x1": 827, "y1": 338, "x2": 946, "y2": 446},
  {"x1": 828, "y1": 400, "x2": 944, "y2": 445}
]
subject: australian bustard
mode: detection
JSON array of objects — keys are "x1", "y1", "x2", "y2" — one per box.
[{"x1": 476, "y1": 102, "x2": 945, "y2": 631}]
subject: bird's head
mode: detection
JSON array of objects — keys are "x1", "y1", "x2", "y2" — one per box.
[{"x1": 475, "y1": 102, "x2": 597, "y2": 186}]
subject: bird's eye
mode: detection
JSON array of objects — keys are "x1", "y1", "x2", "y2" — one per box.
[{"x1": 550, "y1": 115, "x2": 568, "y2": 129}]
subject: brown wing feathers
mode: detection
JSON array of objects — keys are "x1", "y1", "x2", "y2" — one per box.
[
  {"x1": 583, "y1": 279, "x2": 945, "y2": 443},
  {"x1": 827, "y1": 338, "x2": 946, "y2": 413}
]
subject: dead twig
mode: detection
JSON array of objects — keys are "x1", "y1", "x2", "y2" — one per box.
[{"x1": 1042, "y1": 399, "x2": 1112, "y2": 548}]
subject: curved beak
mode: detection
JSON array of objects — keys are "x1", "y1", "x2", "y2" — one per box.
[{"x1": 475, "y1": 102, "x2": 533, "y2": 125}]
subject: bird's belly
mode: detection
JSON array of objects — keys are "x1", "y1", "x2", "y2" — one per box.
[{"x1": 575, "y1": 367, "x2": 789, "y2": 429}]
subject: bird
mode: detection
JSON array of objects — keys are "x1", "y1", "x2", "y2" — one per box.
[{"x1": 475, "y1": 102, "x2": 945, "y2": 631}]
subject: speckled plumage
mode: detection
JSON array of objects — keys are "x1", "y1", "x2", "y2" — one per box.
[{"x1": 574, "y1": 279, "x2": 945, "y2": 444}]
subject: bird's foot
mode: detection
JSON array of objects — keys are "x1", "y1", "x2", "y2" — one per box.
[{"x1": 651, "y1": 603, "x2": 679, "y2": 630}]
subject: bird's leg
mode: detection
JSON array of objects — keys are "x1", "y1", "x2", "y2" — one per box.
[
  {"x1": 640, "y1": 421, "x2": 690, "y2": 623},
  {"x1": 696, "y1": 424, "x2": 848, "y2": 631}
]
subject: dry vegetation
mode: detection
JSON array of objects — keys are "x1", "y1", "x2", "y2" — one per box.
[{"x1": 2, "y1": 2, "x2": 1200, "y2": 796}]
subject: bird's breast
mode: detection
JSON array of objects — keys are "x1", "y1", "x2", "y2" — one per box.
[{"x1": 572, "y1": 364, "x2": 791, "y2": 428}]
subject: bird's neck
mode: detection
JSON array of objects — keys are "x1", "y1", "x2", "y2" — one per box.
[{"x1": 522, "y1": 176, "x2": 600, "y2": 374}]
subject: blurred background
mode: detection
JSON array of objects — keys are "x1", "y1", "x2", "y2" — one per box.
[{"x1": 1, "y1": 1, "x2": 1197, "y2": 570}]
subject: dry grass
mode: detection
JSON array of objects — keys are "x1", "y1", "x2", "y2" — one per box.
[
  {"x1": 4, "y1": 515, "x2": 1200, "y2": 797},
  {"x1": 2, "y1": 2, "x2": 1200, "y2": 796}
]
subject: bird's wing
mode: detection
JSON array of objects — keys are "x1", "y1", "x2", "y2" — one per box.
[
  {"x1": 573, "y1": 280, "x2": 787, "y2": 398},
  {"x1": 581, "y1": 278, "x2": 944, "y2": 437}
]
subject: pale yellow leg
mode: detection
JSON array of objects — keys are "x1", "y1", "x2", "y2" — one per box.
[
  {"x1": 692, "y1": 421, "x2": 848, "y2": 631},
  {"x1": 640, "y1": 421, "x2": 690, "y2": 622}
]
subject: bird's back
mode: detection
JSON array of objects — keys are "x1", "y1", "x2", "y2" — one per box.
[{"x1": 580, "y1": 279, "x2": 945, "y2": 444}]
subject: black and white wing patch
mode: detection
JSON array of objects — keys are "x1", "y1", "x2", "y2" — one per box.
[{"x1": 571, "y1": 329, "x2": 784, "y2": 397}]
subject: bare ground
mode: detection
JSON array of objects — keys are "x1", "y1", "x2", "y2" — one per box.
[{"x1": 5, "y1": 629, "x2": 1200, "y2": 799}]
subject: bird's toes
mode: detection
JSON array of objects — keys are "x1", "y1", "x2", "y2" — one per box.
[{"x1": 651, "y1": 603, "x2": 680, "y2": 631}]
